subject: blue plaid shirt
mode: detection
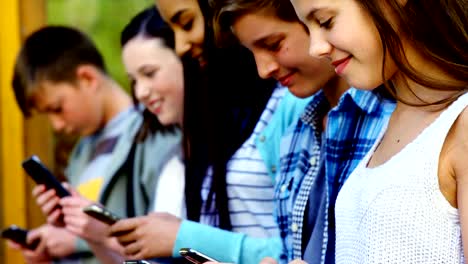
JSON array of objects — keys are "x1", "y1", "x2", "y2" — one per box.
[{"x1": 275, "y1": 88, "x2": 395, "y2": 263}]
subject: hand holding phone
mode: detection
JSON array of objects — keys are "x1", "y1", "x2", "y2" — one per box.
[
  {"x1": 180, "y1": 248, "x2": 218, "y2": 264},
  {"x1": 22, "y1": 155, "x2": 70, "y2": 198},
  {"x1": 2, "y1": 225, "x2": 40, "y2": 250},
  {"x1": 83, "y1": 204, "x2": 121, "y2": 225}
]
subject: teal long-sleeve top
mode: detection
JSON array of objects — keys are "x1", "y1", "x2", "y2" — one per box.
[{"x1": 172, "y1": 89, "x2": 311, "y2": 264}]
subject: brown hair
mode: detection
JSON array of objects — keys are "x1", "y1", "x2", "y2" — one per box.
[
  {"x1": 209, "y1": 0, "x2": 300, "y2": 46},
  {"x1": 357, "y1": 0, "x2": 468, "y2": 106},
  {"x1": 12, "y1": 26, "x2": 107, "y2": 117}
]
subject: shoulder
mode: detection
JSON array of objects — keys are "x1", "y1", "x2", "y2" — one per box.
[
  {"x1": 445, "y1": 106, "x2": 468, "y2": 181},
  {"x1": 136, "y1": 128, "x2": 182, "y2": 159}
]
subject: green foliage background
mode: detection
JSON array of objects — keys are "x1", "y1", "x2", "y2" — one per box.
[{"x1": 47, "y1": 0, "x2": 154, "y2": 91}]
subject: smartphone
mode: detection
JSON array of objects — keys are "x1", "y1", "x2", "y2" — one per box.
[
  {"x1": 1, "y1": 225, "x2": 39, "y2": 249},
  {"x1": 179, "y1": 248, "x2": 218, "y2": 264},
  {"x1": 83, "y1": 204, "x2": 121, "y2": 225},
  {"x1": 22, "y1": 155, "x2": 70, "y2": 198},
  {"x1": 123, "y1": 261, "x2": 154, "y2": 264}
]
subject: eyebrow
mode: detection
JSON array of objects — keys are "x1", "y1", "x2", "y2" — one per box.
[
  {"x1": 170, "y1": 9, "x2": 188, "y2": 23},
  {"x1": 138, "y1": 64, "x2": 158, "y2": 73},
  {"x1": 305, "y1": 8, "x2": 321, "y2": 21},
  {"x1": 252, "y1": 34, "x2": 283, "y2": 48}
]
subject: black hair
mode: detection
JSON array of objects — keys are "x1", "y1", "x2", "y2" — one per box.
[
  {"x1": 121, "y1": 7, "x2": 177, "y2": 140},
  {"x1": 181, "y1": 0, "x2": 276, "y2": 230},
  {"x1": 12, "y1": 25, "x2": 107, "y2": 117},
  {"x1": 122, "y1": 8, "x2": 212, "y2": 214}
]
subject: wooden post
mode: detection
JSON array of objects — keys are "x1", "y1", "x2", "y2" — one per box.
[
  {"x1": 19, "y1": 0, "x2": 50, "y2": 230},
  {"x1": 0, "y1": 0, "x2": 49, "y2": 263},
  {"x1": 0, "y1": 0, "x2": 26, "y2": 263}
]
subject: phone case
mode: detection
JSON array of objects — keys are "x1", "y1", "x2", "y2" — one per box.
[
  {"x1": 83, "y1": 204, "x2": 121, "y2": 225},
  {"x1": 1, "y1": 225, "x2": 39, "y2": 249},
  {"x1": 22, "y1": 155, "x2": 70, "y2": 198}
]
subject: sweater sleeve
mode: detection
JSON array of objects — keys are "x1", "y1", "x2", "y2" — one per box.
[{"x1": 173, "y1": 220, "x2": 284, "y2": 264}]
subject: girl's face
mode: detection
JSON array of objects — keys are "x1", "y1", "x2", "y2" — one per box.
[
  {"x1": 232, "y1": 13, "x2": 337, "y2": 98},
  {"x1": 155, "y1": 0, "x2": 206, "y2": 66},
  {"x1": 123, "y1": 37, "x2": 184, "y2": 126},
  {"x1": 290, "y1": 0, "x2": 397, "y2": 90}
]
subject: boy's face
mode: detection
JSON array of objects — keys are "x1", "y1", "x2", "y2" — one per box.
[
  {"x1": 32, "y1": 80, "x2": 104, "y2": 136},
  {"x1": 232, "y1": 12, "x2": 336, "y2": 98}
]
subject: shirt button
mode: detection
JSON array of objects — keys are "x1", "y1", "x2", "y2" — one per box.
[
  {"x1": 309, "y1": 156, "x2": 318, "y2": 166},
  {"x1": 271, "y1": 165, "x2": 277, "y2": 173},
  {"x1": 259, "y1": 135, "x2": 266, "y2": 142},
  {"x1": 280, "y1": 184, "x2": 287, "y2": 193},
  {"x1": 291, "y1": 223, "x2": 299, "y2": 232}
]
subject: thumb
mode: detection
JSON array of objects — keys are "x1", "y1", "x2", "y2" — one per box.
[
  {"x1": 26, "y1": 229, "x2": 42, "y2": 244},
  {"x1": 289, "y1": 260, "x2": 308, "y2": 264},
  {"x1": 62, "y1": 182, "x2": 80, "y2": 197},
  {"x1": 260, "y1": 257, "x2": 279, "y2": 264}
]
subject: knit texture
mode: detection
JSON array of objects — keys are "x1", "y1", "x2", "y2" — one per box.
[{"x1": 335, "y1": 93, "x2": 468, "y2": 263}]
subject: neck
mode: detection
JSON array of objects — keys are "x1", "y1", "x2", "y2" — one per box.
[
  {"x1": 100, "y1": 76, "x2": 132, "y2": 125},
  {"x1": 178, "y1": 115, "x2": 184, "y2": 128},
  {"x1": 392, "y1": 71, "x2": 462, "y2": 111},
  {"x1": 322, "y1": 75, "x2": 350, "y2": 107},
  {"x1": 391, "y1": 44, "x2": 464, "y2": 109}
]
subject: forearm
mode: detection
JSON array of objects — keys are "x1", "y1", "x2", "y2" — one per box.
[
  {"x1": 87, "y1": 241, "x2": 125, "y2": 264},
  {"x1": 174, "y1": 220, "x2": 284, "y2": 264}
]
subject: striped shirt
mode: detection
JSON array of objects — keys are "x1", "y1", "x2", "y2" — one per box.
[
  {"x1": 276, "y1": 88, "x2": 395, "y2": 263},
  {"x1": 200, "y1": 87, "x2": 287, "y2": 238}
]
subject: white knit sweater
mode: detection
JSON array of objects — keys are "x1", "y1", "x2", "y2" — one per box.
[{"x1": 335, "y1": 93, "x2": 468, "y2": 263}]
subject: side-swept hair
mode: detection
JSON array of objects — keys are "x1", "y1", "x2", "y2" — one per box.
[
  {"x1": 12, "y1": 26, "x2": 107, "y2": 117},
  {"x1": 357, "y1": 0, "x2": 468, "y2": 106},
  {"x1": 121, "y1": 7, "x2": 177, "y2": 140},
  {"x1": 209, "y1": 0, "x2": 300, "y2": 46}
]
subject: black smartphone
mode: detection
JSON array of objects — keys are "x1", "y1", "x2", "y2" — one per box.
[
  {"x1": 179, "y1": 248, "x2": 218, "y2": 264},
  {"x1": 1, "y1": 225, "x2": 39, "y2": 250},
  {"x1": 22, "y1": 155, "x2": 70, "y2": 198},
  {"x1": 83, "y1": 204, "x2": 121, "y2": 225}
]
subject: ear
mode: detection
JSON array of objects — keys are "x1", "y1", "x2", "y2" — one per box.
[{"x1": 75, "y1": 65, "x2": 101, "y2": 91}]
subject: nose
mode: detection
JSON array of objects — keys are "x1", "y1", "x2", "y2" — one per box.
[
  {"x1": 309, "y1": 30, "x2": 332, "y2": 58},
  {"x1": 254, "y1": 52, "x2": 279, "y2": 79},
  {"x1": 49, "y1": 115, "x2": 66, "y2": 133},
  {"x1": 175, "y1": 31, "x2": 191, "y2": 57},
  {"x1": 134, "y1": 81, "x2": 150, "y2": 102}
]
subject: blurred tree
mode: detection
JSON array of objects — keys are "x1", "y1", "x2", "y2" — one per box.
[{"x1": 47, "y1": 0, "x2": 154, "y2": 91}]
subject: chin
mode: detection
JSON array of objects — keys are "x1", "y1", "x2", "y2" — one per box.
[
  {"x1": 158, "y1": 116, "x2": 177, "y2": 127},
  {"x1": 348, "y1": 79, "x2": 381, "y2": 91},
  {"x1": 289, "y1": 84, "x2": 321, "y2": 99}
]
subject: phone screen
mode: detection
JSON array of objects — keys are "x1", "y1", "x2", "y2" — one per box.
[{"x1": 123, "y1": 261, "x2": 153, "y2": 264}]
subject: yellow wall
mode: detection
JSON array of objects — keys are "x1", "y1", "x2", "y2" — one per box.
[
  {"x1": 0, "y1": 0, "x2": 49, "y2": 263},
  {"x1": 0, "y1": 0, "x2": 27, "y2": 263}
]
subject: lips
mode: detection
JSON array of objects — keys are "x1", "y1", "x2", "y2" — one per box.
[
  {"x1": 148, "y1": 99, "x2": 162, "y2": 114},
  {"x1": 331, "y1": 55, "x2": 352, "y2": 75},
  {"x1": 277, "y1": 72, "x2": 296, "y2": 87}
]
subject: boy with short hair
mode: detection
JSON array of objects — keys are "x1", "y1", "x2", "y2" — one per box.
[{"x1": 9, "y1": 25, "x2": 181, "y2": 264}]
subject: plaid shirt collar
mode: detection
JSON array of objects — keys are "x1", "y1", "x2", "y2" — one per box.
[{"x1": 276, "y1": 88, "x2": 395, "y2": 263}]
